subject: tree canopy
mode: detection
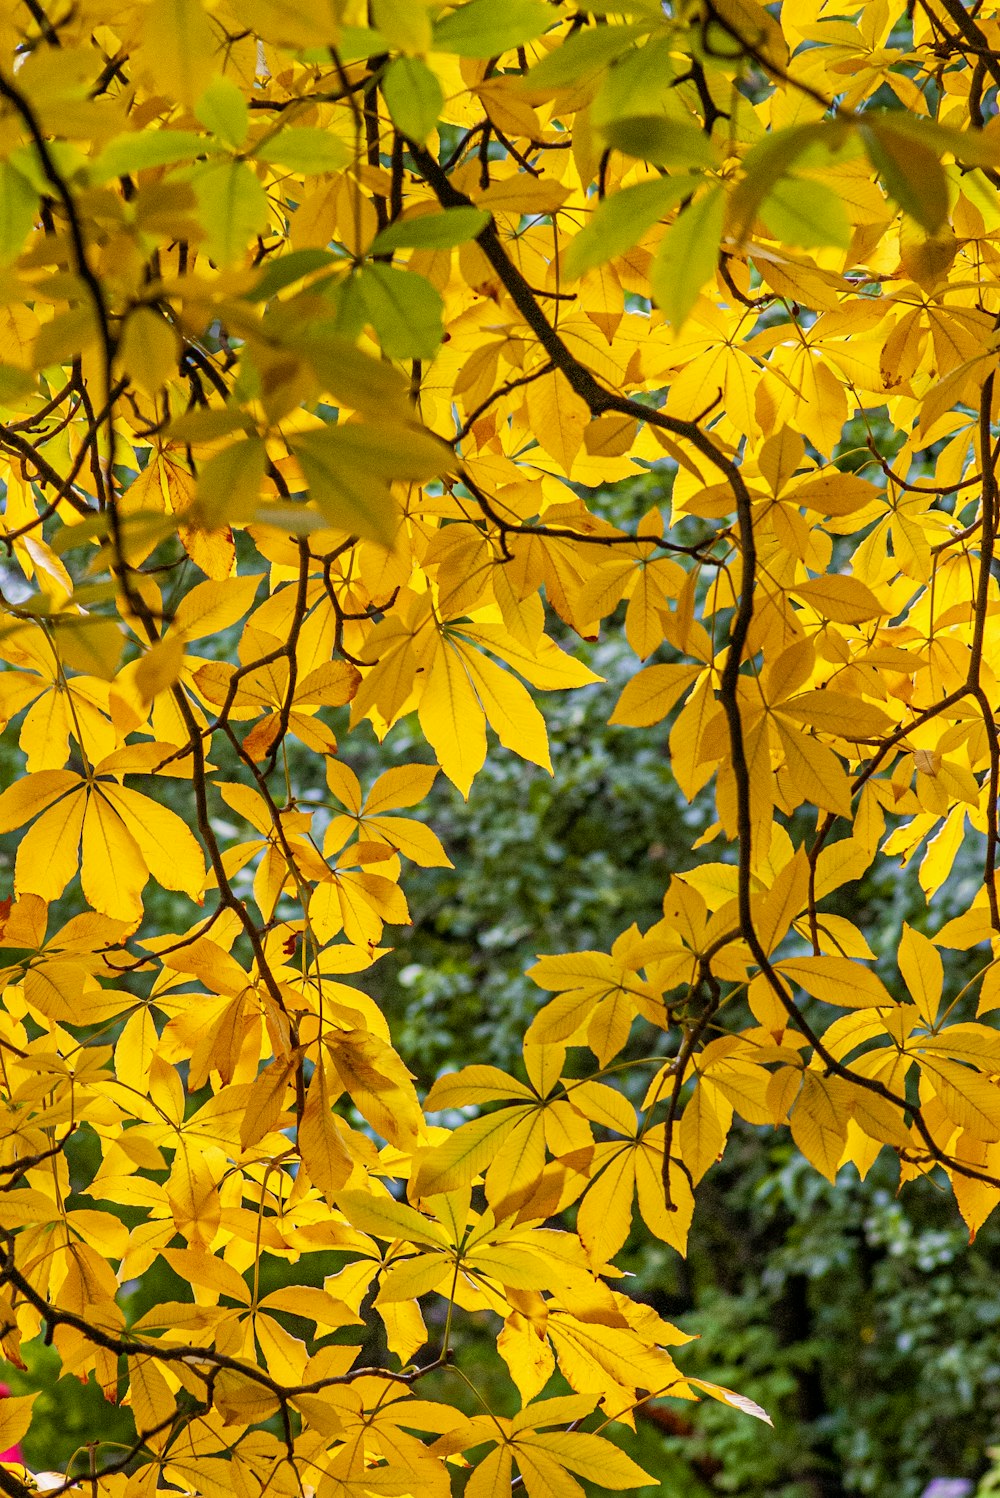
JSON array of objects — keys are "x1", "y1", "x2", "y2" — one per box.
[{"x1": 2, "y1": 0, "x2": 1000, "y2": 1493}]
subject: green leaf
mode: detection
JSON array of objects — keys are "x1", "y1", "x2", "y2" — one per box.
[
  {"x1": 564, "y1": 177, "x2": 695, "y2": 279},
  {"x1": 862, "y1": 109, "x2": 1000, "y2": 169},
  {"x1": 295, "y1": 415, "x2": 451, "y2": 540},
  {"x1": 90, "y1": 130, "x2": 224, "y2": 183},
  {"x1": 255, "y1": 127, "x2": 351, "y2": 174},
  {"x1": 381, "y1": 56, "x2": 443, "y2": 143},
  {"x1": 371, "y1": 0, "x2": 433, "y2": 52},
  {"x1": 356, "y1": 264, "x2": 444, "y2": 360},
  {"x1": 8, "y1": 141, "x2": 85, "y2": 197},
  {"x1": 369, "y1": 207, "x2": 490, "y2": 254},
  {"x1": 169, "y1": 407, "x2": 253, "y2": 442},
  {"x1": 728, "y1": 120, "x2": 837, "y2": 240},
  {"x1": 291, "y1": 429, "x2": 396, "y2": 545},
  {"x1": 319, "y1": 274, "x2": 369, "y2": 345},
  {"x1": 334, "y1": 25, "x2": 389, "y2": 61},
  {"x1": 0, "y1": 163, "x2": 37, "y2": 265},
  {"x1": 288, "y1": 325, "x2": 413, "y2": 417},
  {"x1": 706, "y1": 0, "x2": 788, "y2": 71},
  {"x1": 314, "y1": 421, "x2": 452, "y2": 483},
  {"x1": 649, "y1": 184, "x2": 725, "y2": 329},
  {"x1": 245, "y1": 248, "x2": 338, "y2": 301},
  {"x1": 431, "y1": 0, "x2": 555, "y2": 58},
  {"x1": 861, "y1": 119, "x2": 950, "y2": 233},
  {"x1": 591, "y1": 34, "x2": 678, "y2": 128},
  {"x1": 602, "y1": 114, "x2": 718, "y2": 169},
  {"x1": 759, "y1": 176, "x2": 851, "y2": 250},
  {"x1": 195, "y1": 76, "x2": 249, "y2": 149},
  {"x1": 523, "y1": 21, "x2": 649, "y2": 91},
  {"x1": 195, "y1": 437, "x2": 268, "y2": 527},
  {"x1": 0, "y1": 364, "x2": 37, "y2": 404},
  {"x1": 191, "y1": 159, "x2": 270, "y2": 264}
]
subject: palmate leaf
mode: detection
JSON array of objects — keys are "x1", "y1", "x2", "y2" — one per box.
[{"x1": 0, "y1": 766, "x2": 205, "y2": 921}]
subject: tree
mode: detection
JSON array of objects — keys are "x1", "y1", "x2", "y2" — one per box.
[{"x1": 1, "y1": 0, "x2": 1000, "y2": 1491}]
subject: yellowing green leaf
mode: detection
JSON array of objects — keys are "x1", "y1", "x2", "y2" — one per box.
[
  {"x1": 191, "y1": 159, "x2": 270, "y2": 265},
  {"x1": 565, "y1": 178, "x2": 694, "y2": 279},
  {"x1": 413, "y1": 1107, "x2": 527, "y2": 1196},
  {"x1": 370, "y1": 207, "x2": 490, "y2": 255},
  {"x1": 355, "y1": 264, "x2": 445, "y2": 360},
  {"x1": 0, "y1": 164, "x2": 37, "y2": 265},
  {"x1": 255, "y1": 127, "x2": 351, "y2": 174},
  {"x1": 195, "y1": 75, "x2": 249, "y2": 149},
  {"x1": 602, "y1": 116, "x2": 718, "y2": 170},
  {"x1": 194, "y1": 437, "x2": 268, "y2": 529},
  {"x1": 119, "y1": 307, "x2": 180, "y2": 397},
  {"x1": 381, "y1": 56, "x2": 444, "y2": 143},
  {"x1": 861, "y1": 118, "x2": 949, "y2": 233},
  {"x1": 431, "y1": 0, "x2": 554, "y2": 57},
  {"x1": 650, "y1": 186, "x2": 725, "y2": 329},
  {"x1": 759, "y1": 176, "x2": 850, "y2": 250}
]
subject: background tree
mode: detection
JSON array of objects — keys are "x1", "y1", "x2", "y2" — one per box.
[{"x1": 2, "y1": 2, "x2": 1000, "y2": 1496}]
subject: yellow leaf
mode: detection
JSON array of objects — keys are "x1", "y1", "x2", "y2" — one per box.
[
  {"x1": 336, "y1": 1191, "x2": 449, "y2": 1249},
  {"x1": 609, "y1": 663, "x2": 700, "y2": 728},
  {"x1": 577, "y1": 1145, "x2": 635, "y2": 1262},
  {"x1": 525, "y1": 1429, "x2": 656, "y2": 1489},
  {"x1": 755, "y1": 848, "x2": 809, "y2": 956},
  {"x1": 483, "y1": 1108, "x2": 547, "y2": 1210},
  {"x1": 775, "y1": 719, "x2": 852, "y2": 818},
  {"x1": 784, "y1": 473, "x2": 882, "y2": 517},
  {"x1": 775, "y1": 955, "x2": 895, "y2": 1009},
  {"x1": 790, "y1": 575, "x2": 886, "y2": 624},
  {"x1": 326, "y1": 1027, "x2": 423, "y2": 1147},
  {"x1": 898, "y1": 922, "x2": 943, "y2": 1026},
  {"x1": 524, "y1": 369, "x2": 590, "y2": 476},
  {"x1": 498, "y1": 1312, "x2": 556, "y2": 1405},
  {"x1": 0, "y1": 769, "x2": 78, "y2": 833},
  {"x1": 364, "y1": 763, "x2": 439, "y2": 814},
  {"x1": 466, "y1": 1445, "x2": 513, "y2": 1498},
  {"x1": 417, "y1": 642, "x2": 486, "y2": 798},
  {"x1": 414, "y1": 1108, "x2": 528, "y2": 1196},
  {"x1": 115, "y1": 1007, "x2": 158, "y2": 1089},
  {"x1": 120, "y1": 308, "x2": 180, "y2": 397},
  {"x1": 101, "y1": 786, "x2": 206, "y2": 903},
  {"x1": 240, "y1": 1053, "x2": 298, "y2": 1148},
  {"x1": 455, "y1": 640, "x2": 552, "y2": 772},
  {"x1": 134, "y1": 635, "x2": 187, "y2": 703},
  {"x1": 477, "y1": 177, "x2": 569, "y2": 215},
  {"x1": 688, "y1": 1379, "x2": 773, "y2": 1426},
  {"x1": 299, "y1": 1060, "x2": 354, "y2": 1199},
  {"x1": 424, "y1": 1066, "x2": 534, "y2": 1111},
  {"x1": 128, "y1": 1357, "x2": 176, "y2": 1452},
  {"x1": 140, "y1": 0, "x2": 217, "y2": 107},
  {"x1": 0, "y1": 1393, "x2": 35, "y2": 1452},
  {"x1": 678, "y1": 1083, "x2": 727, "y2": 1186},
  {"x1": 171, "y1": 576, "x2": 263, "y2": 639},
  {"x1": 82, "y1": 792, "x2": 146, "y2": 922},
  {"x1": 777, "y1": 690, "x2": 893, "y2": 741},
  {"x1": 789, "y1": 1074, "x2": 851, "y2": 1183},
  {"x1": 924, "y1": 1058, "x2": 1000, "y2": 1143},
  {"x1": 377, "y1": 1251, "x2": 450, "y2": 1302}
]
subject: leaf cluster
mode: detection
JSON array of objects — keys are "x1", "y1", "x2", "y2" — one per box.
[{"x1": 2, "y1": 0, "x2": 1000, "y2": 1494}]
